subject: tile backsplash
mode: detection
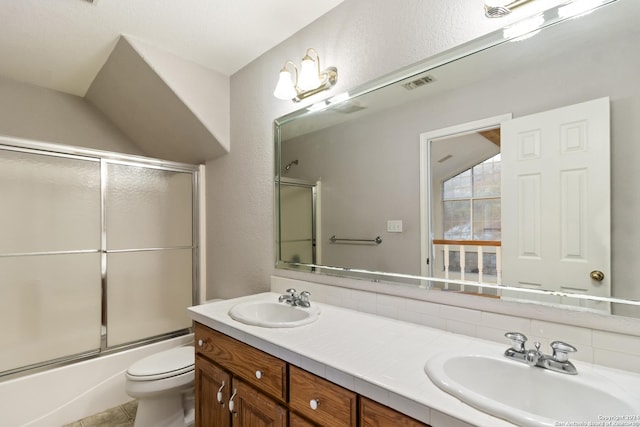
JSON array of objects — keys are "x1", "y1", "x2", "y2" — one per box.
[{"x1": 271, "y1": 276, "x2": 640, "y2": 374}]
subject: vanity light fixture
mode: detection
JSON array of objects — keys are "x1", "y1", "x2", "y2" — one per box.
[
  {"x1": 484, "y1": 0, "x2": 536, "y2": 17},
  {"x1": 273, "y1": 48, "x2": 338, "y2": 102}
]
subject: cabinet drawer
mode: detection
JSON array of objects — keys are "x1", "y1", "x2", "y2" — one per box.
[
  {"x1": 195, "y1": 323, "x2": 287, "y2": 402},
  {"x1": 360, "y1": 397, "x2": 430, "y2": 427},
  {"x1": 289, "y1": 365, "x2": 357, "y2": 426}
]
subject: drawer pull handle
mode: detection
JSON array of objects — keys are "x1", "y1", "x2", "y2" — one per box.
[
  {"x1": 197, "y1": 339, "x2": 204, "y2": 347},
  {"x1": 255, "y1": 370, "x2": 263, "y2": 379},
  {"x1": 229, "y1": 389, "x2": 237, "y2": 414},
  {"x1": 216, "y1": 381, "x2": 225, "y2": 405},
  {"x1": 310, "y1": 399, "x2": 320, "y2": 410}
]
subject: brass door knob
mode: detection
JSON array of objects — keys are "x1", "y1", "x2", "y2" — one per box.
[{"x1": 590, "y1": 270, "x2": 605, "y2": 281}]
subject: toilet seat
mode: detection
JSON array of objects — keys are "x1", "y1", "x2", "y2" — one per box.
[{"x1": 127, "y1": 346, "x2": 194, "y2": 381}]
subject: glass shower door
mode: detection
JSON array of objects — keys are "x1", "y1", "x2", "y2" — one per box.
[
  {"x1": 0, "y1": 148, "x2": 102, "y2": 373},
  {"x1": 0, "y1": 139, "x2": 199, "y2": 377},
  {"x1": 279, "y1": 182, "x2": 316, "y2": 264},
  {"x1": 105, "y1": 162, "x2": 194, "y2": 347}
]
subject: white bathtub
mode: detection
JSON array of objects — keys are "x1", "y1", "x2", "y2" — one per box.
[{"x1": 0, "y1": 334, "x2": 193, "y2": 427}]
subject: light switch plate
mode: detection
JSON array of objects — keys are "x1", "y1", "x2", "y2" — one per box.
[{"x1": 387, "y1": 220, "x2": 403, "y2": 233}]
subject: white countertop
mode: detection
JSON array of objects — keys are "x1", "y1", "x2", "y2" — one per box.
[{"x1": 188, "y1": 292, "x2": 640, "y2": 427}]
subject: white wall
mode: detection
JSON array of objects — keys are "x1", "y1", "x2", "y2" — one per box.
[
  {"x1": 0, "y1": 75, "x2": 142, "y2": 154},
  {"x1": 85, "y1": 36, "x2": 230, "y2": 164},
  {"x1": 207, "y1": 0, "x2": 577, "y2": 299}
]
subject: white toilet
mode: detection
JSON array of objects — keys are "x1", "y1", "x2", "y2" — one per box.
[{"x1": 126, "y1": 345, "x2": 195, "y2": 427}]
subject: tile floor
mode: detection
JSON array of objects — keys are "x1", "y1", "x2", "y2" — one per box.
[{"x1": 63, "y1": 400, "x2": 137, "y2": 427}]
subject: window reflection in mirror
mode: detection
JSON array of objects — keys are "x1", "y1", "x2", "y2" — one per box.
[{"x1": 430, "y1": 130, "x2": 502, "y2": 287}]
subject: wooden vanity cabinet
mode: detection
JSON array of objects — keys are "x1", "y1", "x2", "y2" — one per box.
[
  {"x1": 195, "y1": 357, "x2": 286, "y2": 427},
  {"x1": 195, "y1": 323, "x2": 286, "y2": 402},
  {"x1": 195, "y1": 323, "x2": 287, "y2": 427},
  {"x1": 289, "y1": 365, "x2": 357, "y2": 426},
  {"x1": 360, "y1": 397, "x2": 430, "y2": 427},
  {"x1": 194, "y1": 354, "x2": 231, "y2": 427},
  {"x1": 231, "y1": 378, "x2": 287, "y2": 427},
  {"x1": 195, "y1": 322, "x2": 431, "y2": 427},
  {"x1": 289, "y1": 411, "x2": 320, "y2": 427}
]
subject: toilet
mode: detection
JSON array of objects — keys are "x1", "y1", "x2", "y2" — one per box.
[{"x1": 125, "y1": 345, "x2": 195, "y2": 427}]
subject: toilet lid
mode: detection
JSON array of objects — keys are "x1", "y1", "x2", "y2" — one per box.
[{"x1": 127, "y1": 346, "x2": 194, "y2": 381}]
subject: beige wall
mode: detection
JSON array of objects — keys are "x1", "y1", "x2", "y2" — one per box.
[
  {"x1": 0, "y1": 76, "x2": 142, "y2": 154},
  {"x1": 207, "y1": 0, "x2": 571, "y2": 299}
]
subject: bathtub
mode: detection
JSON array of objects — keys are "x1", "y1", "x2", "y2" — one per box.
[{"x1": 0, "y1": 334, "x2": 193, "y2": 427}]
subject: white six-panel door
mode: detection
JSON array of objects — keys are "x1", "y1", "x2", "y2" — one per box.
[{"x1": 501, "y1": 97, "x2": 610, "y2": 311}]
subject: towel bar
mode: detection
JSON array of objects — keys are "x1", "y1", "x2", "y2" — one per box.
[{"x1": 329, "y1": 235, "x2": 382, "y2": 245}]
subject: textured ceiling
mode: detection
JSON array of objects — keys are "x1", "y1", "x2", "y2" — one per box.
[{"x1": 0, "y1": 0, "x2": 344, "y2": 96}]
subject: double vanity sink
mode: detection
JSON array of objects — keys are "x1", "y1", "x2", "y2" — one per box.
[
  {"x1": 425, "y1": 353, "x2": 639, "y2": 426},
  {"x1": 189, "y1": 291, "x2": 640, "y2": 427},
  {"x1": 228, "y1": 288, "x2": 321, "y2": 328},
  {"x1": 228, "y1": 300, "x2": 320, "y2": 328}
]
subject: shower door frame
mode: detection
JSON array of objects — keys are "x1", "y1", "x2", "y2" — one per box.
[{"x1": 0, "y1": 135, "x2": 200, "y2": 379}]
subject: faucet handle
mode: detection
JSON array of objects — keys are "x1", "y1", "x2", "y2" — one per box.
[
  {"x1": 550, "y1": 341, "x2": 577, "y2": 362},
  {"x1": 299, "y1": 291, "x2": 311, "y2": 302},
  {"x1": 505, "y1": 332, "x2": 528, "y2": 352},
  {"x1": 285, "y1": 288, "x2": 297, "y2": 296}
]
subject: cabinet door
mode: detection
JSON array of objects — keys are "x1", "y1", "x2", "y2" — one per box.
[
  {"x1": 231, "y1": 378, "x2": 287, "y2": 427},
  {"x1": 360, "y1": 397, "x2": 431, "y2": 427},
  {"x1": 195, "y1": 355, "x2": 231, "y2": 427}
]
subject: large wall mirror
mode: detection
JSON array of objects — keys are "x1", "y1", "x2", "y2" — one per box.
[{"x1": 275, "y1": 0, "x2": 640, "y2": 320}]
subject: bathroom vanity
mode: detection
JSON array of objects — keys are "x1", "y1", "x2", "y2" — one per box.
[
  {"x1": 193, "y1": 323, "x2": 426, "y2": 426},
  {"x1": 188, "y1": 293, "x2": 640, "y2": 427}
]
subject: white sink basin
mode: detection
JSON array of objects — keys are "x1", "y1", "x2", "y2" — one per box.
[
  {"x1": 425, "y1": 353, "x2": 640, "y2": 427},
  {"x1": 228, "y1": 301, "x2": 320, "y2": 328}
]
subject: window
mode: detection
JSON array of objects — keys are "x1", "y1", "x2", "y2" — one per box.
[{"x1": 443, "y1": 154, "x2": 501, "y2": 241}]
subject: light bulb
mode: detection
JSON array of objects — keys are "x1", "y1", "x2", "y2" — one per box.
[
  {"x1": 298, "y1": 56, "x2": 321, "y2": 91},
  {"x1": 273, "y1": 69, "x2": 297, "y2": 100}
]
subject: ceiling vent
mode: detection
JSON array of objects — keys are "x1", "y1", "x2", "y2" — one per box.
[{"x1": 402, "y1": 75, "x2": 435, "y2": 90}]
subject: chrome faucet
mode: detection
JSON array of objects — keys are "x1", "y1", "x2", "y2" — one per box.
[
  {"x1": 504, "y1": 332, "x2": 578, "y2": 375},
  {"x1": 278, "y1": 288, "x2": 311, "y2": 308}
]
